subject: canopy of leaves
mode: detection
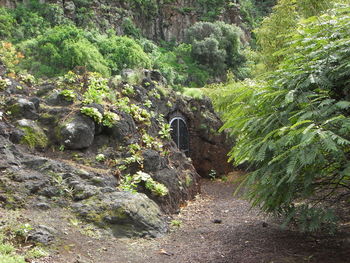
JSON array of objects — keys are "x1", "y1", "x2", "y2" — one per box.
[
  {"x1": 255, "y1": 0, "x2": 339, "y2": 71},
  {"x1": 185, "y1": 21, "x2": 245, "y2": 79},
  {"x1": 19, "y1": 25, "x2": 110, "y2": 76},
  {"x1": 95, "y1": 35, "x2": 151, "y2": 75},
  {"x1": 209, "y1": 4, "x2": 350, "y2": 232}
]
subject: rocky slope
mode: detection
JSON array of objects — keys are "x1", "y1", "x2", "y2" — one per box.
[
  {"x1": 0, "y1": 0, "x2": 250, "y2": 42},
  {"x1": 0, "y1": 63, "x2": 232, "y2": 241}
]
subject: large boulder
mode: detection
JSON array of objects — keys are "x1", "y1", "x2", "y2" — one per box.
[
  {"x1": 59, "y1": 114, "x2": 95, "y2": 150},
  {"x1": 105, "y1": 111, "x2": 136, "y2": 143},
  {"x1": 16, "y1": 119, "x2": 48, "y2": 149},
  {"x1": 7, "y1": 97, "x2": 39, "y2": 120},
  {"x1": 72, "y1": 191, "x2": 168, "y2": 237}
]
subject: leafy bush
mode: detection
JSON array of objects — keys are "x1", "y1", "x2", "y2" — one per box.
[
  {"x1": 210, "y1": 4, "x2": 350, "y2": 232},
  {"x1": 254, "y1": 0, "x2": 336, "y2": 71},
  {"x1": 0, "y1": 254, "x2": 26, "y2": 263},
  {"x1": 0, "y1": 42, "x2": 24, "y2": 72},
  {"x1": 80, "y1": 106, "x2": 103, "y2": 123},
  {"x1": 185, "y1": 21, "x2": 245, "y2": 79},
  {"x1": 120, "y1": 171, "x2": 169, "y2": 196},
  {"x1": 19, "y1": 25, "x2": 109, "y2": 76},
  {"x1": 0, "y1": 8, "x2": 15, "y2": 39},
  {"x1": 10, "y1": 6, "x2": 50, "y2": 40},
  {"x1": 94, "y1": 35, "x2": 151, "y2": 74},
  {"x1": 152, "y1": 43, "x2": 209, "y2": 87}
]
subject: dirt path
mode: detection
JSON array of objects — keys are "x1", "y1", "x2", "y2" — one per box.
[{"x1": 43, "y1": 173, "x2": 350, "y2": 263}]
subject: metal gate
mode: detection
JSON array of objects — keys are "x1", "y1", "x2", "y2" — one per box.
[{"x1": 170, "y1": 117, "x2": 189, "y2": 155}]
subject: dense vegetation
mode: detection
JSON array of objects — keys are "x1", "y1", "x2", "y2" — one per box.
[
  {"x1": 209, "y1": 0, "x2": 350, "y2": 232},
  {"x1": 2, "y1": 0, "x2": 348, "y2": 235},
  {"x1": 0, "y1": 0, "x2": 274, "y2": 87}
]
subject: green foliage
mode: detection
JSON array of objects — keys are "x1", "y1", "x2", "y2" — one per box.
[
  {"x1": 25, "y1": 247, "x2": 49, "y2": 259},
  {"x1": 20, "y1": 25, "x2": 109, "y2": 76},
  {"x1": 0, "y1": 42, "x2": 24, "y2": 73},
  {"x1": 130, "y1": 0, "x2": 158, "y2": 18},
  {"x1": 59, "y1": 89, "x2": 76, "y2": 101},
  {"x1": 182, "y1": 88, "x2": 204, "y2": 99},
  {"x1": 95, "y1": 153, "x2": 106, "y2": 162},
  {"x1": 196, "y1": 0, "x2": 227, "y2": 21},
  {"x1": 0, "y1": 8, "x2": 15, "y2": 39},
  {"x1": 152, "y1": 43, "x2": 210, "y2": 87},
  {"x1": 0, "y1": 242, "x2": 15, "y2": 254},
  {"x1": 80, "y1": 107, "x2": 103, "y2": 123},
  {"x1": 102, "y1": 111, "x2": 120, "y2": 128},
  {"x1": 120, "y1": 171, "x2": 169, "y2": 196},
  {"x1": 170, "y1": 219, "x2": 182, "y2": 227},
  {"x1": 210, "y1": 4, "x2": 350, "y2": 232},
  {"x1": 0, "y1": 254, "x2": 26, "y2": 263},
  {"x1": 158, "y1": 123, "x2": 172, "y2": 140},
  {"x1": 95, "y1": 35, "x2": 151, "y2": 74},
  {"x1": 121, "y1": 17, "x2": 141, "y2": 39},
  {"x1": 82, "y1": 73, "x2": 111, "y2": 104},
  {"x1": 19, "y1": 126, "x2": 48, "y2": 149},
  {"x1": 238, "y1": 0, "x2": 276, "y2": 29},
  {"x1": 185, "y1": 21, "x2": 245, "y2": 78},
  {"x1": 254, "y1": 0, "x2": 338, "y2": 71}
]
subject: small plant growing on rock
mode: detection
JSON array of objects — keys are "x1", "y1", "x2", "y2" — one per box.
[
  {"x1": 124, "y1": 152, "x2": 143, "y2": 166},
  {"x1": 115, "y1": 97, "x2": 131, "y2": 113},
  {"x1": 119, "y1": 171, "x2": 168, "y2": 196},
  {"x1": 18, "y1": 73, "x2": 36, "y2": 86},
  {"x1": 121, "y1": 84, "x2": 135, "y2": 96},
  {"x1": 148, "y1": 89, "x2": 161, "y2": 99},
  {"x1": 159, "y1": 123, "x2": 172, "y2": 140},
  {"x1": 170, "y1": 219, "x2": 182, "y2": 227},
  {"x1": 142, "y1": 133, "x2": 155, "y2": 148},
  {"x1": 144, "y1": 99, "x2": 152, "y2": 108},
  {"x1": 95, "y1": 154, "x2": 106, "y2": 162},
  {"x1": 62, "y1": 71, "x2": 78, "y2": 84},
  {"x1": 130, "y1": 104, "x2": 151, "y2": 124},
  {"x1": 209, "y1": 169, "x2": 217, "y2": 180},
  {"x1": 25, "y1": 247, "x2": 49, "y2": 260},
  {"x1": 59, "y1": 89, "x2": 76, "y2": 101},
  {"x1": 0, "y1": 76, "x2": 11, "y2": 90},
  {"x1": 102, "y1": 111, "x2": 120, "y2": 128},
  {"x1": 80, "y1": 107, "x2": 103, "y2": 123}
]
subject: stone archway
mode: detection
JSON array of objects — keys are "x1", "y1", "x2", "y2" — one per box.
[{"x1": 169, "y1": 115, "x2": 189, "y2": 155}]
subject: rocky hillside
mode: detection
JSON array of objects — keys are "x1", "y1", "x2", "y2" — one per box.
[
  {"x1": 0, "y1": 60, "x2": 232, "y2": 241},
  {"x1": 0, "y1": 0, "x2": 261, "y2": 42}
]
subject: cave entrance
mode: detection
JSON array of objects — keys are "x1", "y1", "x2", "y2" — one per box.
[{"x1": 170, "y1": 117, "x2": 189, "y2": 155}]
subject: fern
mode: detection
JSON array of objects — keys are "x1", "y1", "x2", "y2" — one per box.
[{"x1": 207, "y1": 4, "x2": 350, "y2": 233}]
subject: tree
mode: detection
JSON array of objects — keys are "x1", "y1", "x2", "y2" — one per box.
[
  {"x1": 209, "y1": 4, "x2": 350, "y2": 232},
  {"x1": 19, "y1": 25, "x2": 109, "y2": 76},
  {"x1": 185, "y1": 21, "x2": 245, "y2": 78},
  {"x1": 255, "y1": 0, "x2": 336, "y2": 71}
]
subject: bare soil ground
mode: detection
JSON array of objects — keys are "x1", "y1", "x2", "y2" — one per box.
[{"x1": 30, "y1": 172, "x2": 350, "y2": 263}]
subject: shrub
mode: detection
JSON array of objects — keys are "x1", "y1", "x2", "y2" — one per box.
[
  {"x1": 210, "y1": 4, "x2": 350, "y2": 232},
  {"x1": 20, "y1": 25, "x2": 109, "y2": 76},
  {"x1": 95, "y1": 35, "x2": 151, "y2": 74},
  {"x1": 0, "y1": 8, "x2": 15, "y2": 39},
  {"x1": 185, "y1": 21, "x2": 245, "y2": 78},
  {"x1": 80, "y1": 106, "x2": 103, "y2": 123}
]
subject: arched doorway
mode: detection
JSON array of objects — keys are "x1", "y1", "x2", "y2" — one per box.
[{"x1": 170, "y1": 116, "x2": 189, "y2": 155}]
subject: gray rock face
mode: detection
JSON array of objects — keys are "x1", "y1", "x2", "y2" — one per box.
[
  {"x1": 29, "y1": 225, "x2": 56, "y2": 245},
  {"x1": 9, "y1": 98, "x2": 39, "y2": 120},
  {"x1": 105, "y1": 112, "x2": 136, "y2": 142},
  {"x1": 72, "y1": 191, "x2": 167, "y2": 237},
  {"x1": 142, "y1": 149, "x2": 163, "y2": 172},
  {"x1": 60, "y1": 115, "x2": 95, "y2": 149},
  {"x1": 46, "y1": 90, "x2": 74, "y2": 106}
]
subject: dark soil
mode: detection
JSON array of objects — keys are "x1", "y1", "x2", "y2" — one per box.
[{"x1": 32, "y1": 172, "x2": 350, "y2": 263}]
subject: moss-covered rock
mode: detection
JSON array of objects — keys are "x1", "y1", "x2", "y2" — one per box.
[
  {"x1": 17, "y1": 119, "x2": 48, "y2": 149},
  {"x1": 72, "y1": 192, "x2": 168, "y2": 237}
]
